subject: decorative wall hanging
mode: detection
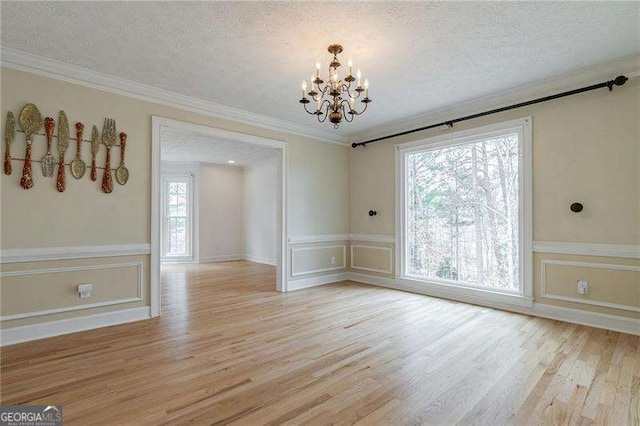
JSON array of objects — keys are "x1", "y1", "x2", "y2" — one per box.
[
  {"x1": 4, "y1": 111, "x2": 15, "y2": 175},
  {"x1": 101, "y1": 118, "x2": 117, "y2": 194},
  {"x1": 90, "y1": 125, "x2": 99, "y2": 181},
  {"x1": 42, "y1": 117, "x2": 55, "y2": 177},
  {"x1": 56, "y1": 110, "x2": 69, "y2": 193},
  {"x1": 115, "y1": 132, "x2": 129, "y2": 185},
  {"x1": 298, "y1": 44, "x2": 372, "y2": 128},
  {"x1": 71, "y1": 122, "x2": 86, "y2": 179},
  {"x1": 2, "y1": 102, "x2": 130, "y2": 193},
  {"x1": 18, "y1": 103, "x2": 42, "y2": 189}
]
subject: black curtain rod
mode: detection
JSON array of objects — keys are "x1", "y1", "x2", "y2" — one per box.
[{"x1": 351, "y1": 75, "x2": 629, "y2": 148}]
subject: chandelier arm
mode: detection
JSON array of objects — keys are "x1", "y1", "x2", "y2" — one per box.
[
  {"x1": 302, "y1": 103, "x2": 318, "y2": 115},
  {"x1": 345, "y1": 85, "x2": 361, "y2": 100},
  {"x1": 341, "y1": 101, "x2": 355, "y2": 122},
  {"x1": 357, "y1": 101, "x2": 370, "y2": 115},
  {"x1": 316, "y1": 100, "x2": 330, "y2": 123},
  {"x1": 313, "y1": 84, "x2": 330, "y2": 102}
]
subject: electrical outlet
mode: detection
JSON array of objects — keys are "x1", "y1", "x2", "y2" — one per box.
[
  {"x1": 78, "y1": 283, "x2": 93, "y2": 299},
  {"x1": 330, "y1": 256, "x2": 336, "y2": 265},
  {"x1": 577, "y1": 280, "x2": 588, "y2": 295}
]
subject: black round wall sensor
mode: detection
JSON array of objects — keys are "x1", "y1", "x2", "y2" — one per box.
[
  {"x1": 570, "y1": 203, "x2": 584, "y2": 213},
  {"x1": 369, "y1": 210, "x2": 377, "y2": 217}
]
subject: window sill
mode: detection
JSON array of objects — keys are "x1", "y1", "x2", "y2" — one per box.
[{"x1": 397, "y1": 276, "x2": 534, "y2": 308}]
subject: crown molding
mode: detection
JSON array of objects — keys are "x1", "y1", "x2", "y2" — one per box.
[
  {"x1": 0, "y1": 47, "x2": 348, "y2": 146},
  {"x1": 349, "y1": 54, "x2": 640, "y2": 143}
]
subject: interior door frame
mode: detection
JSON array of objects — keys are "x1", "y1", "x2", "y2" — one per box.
[{"x1": 151, "y1": 116, "x2": 288, "y2": 317}]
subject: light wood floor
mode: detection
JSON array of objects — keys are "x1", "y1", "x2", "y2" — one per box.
[{"x1": 2, "y1": 261, "x2": 639, "y2": 425}]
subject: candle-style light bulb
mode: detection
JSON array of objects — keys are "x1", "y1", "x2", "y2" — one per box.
[
  {"x1": 301, "y1": 80, "x2": 307, "y2": 98},
  {"x1": 316, "y1": 61, "x2": 321, "y2": 78},
  {"x1": 347, "y1": 59, "x2": 353, "y2": 76},
  {"x1": 364, "y1": 78, "x2": 369, "y2": 98},
  {"x1": 356, "y1": 69, "x2": 362, "y2": 87},
  {"x1": 316, "y1": 99, "x2": 322, "y2": 111},
  {"x1": 311, "y1": 75, "x2": 315, "y2": 91},
  {"x1": 349, "y1": 96, "x2": 355, "y2": 111}
]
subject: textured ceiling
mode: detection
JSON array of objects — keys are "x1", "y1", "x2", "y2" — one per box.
[
  {"x1": 161, "y1": 127, "x2": 278, "y2": 167},
  {"x1": 2, "y1": 2, "x2": 638, "y2": 138}
]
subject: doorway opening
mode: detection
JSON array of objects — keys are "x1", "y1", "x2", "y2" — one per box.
[{"x1": 151, "y1": 117, "x2": 288, "y2": 317}]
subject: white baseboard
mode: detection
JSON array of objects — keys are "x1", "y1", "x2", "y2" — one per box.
[
  {"x1": 0, "y1": 306, "x2": 151, "y2": 346},
  {"x1": 198, "y1": 254, "x2": 276, "y2": 265},
  {"x1": 199, "y1": 254, "x2": 245, "y2": 263},
  {"x1": 531, "y1": 303, "x2": 639, "y2": 336},
  {"x1": 287, "y1": 272, "x2": 349, "y2": 291},
  {"x1": 244, "y1": 254, "x2": 277, "y2": 266},
  {"x1": 346, "y1": 272, "x2": 640, "y2": 336}
]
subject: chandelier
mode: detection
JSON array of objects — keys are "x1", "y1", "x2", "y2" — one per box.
[{"x1": 299, "y1": 44, "x2": 372, "y2": 128}]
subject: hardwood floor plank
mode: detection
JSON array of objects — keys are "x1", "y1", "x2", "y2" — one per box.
[{"x1": 2, "y1": 261, "x2": 638, "y2": 425}]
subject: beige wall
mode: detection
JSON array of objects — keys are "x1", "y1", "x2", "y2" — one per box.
[
  {"x1": 0, "y1": 67, "x2": 349, "y2": 329},
  {"x1": 348, "y1": 76, "x2": 640, "y2": 319},
  {"x1": 243, "y1": 159, "x2": 278, "y2": 263},
  {"x1": 198, "y1": 162, "x2": 244, "y2": 260}
]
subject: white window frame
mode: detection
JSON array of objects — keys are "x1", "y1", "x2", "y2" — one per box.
[
  {"x1": 161, "y1": 174, "x2": 194, "y2": 262},
  {"x1": 395, "y1": 117, "x2": 533, "y2": 306}
]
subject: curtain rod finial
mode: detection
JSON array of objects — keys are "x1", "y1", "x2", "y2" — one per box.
[{"x1": 614, "y1": 75, "x2": 628, "y2": 86}]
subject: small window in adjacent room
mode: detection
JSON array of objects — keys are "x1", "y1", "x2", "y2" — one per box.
[
  {"x1": 398, "y1": 118, "x2": 532, "y2": 297},
  {"x1": 162, "y1": 176, "x2": 193, "y2": 260}
]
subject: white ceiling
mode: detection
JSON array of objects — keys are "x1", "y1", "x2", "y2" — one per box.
[
  {"x1": 161, "y1": 127, "x2": 278, "y2": 167},
  {"x1": 1, "y1": 2, "x2": 638, "y2": 139}
]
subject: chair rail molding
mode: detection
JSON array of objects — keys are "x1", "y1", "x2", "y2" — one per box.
[
  {"x1": 288, "y1": 234, "x2": 350, "y2": 244},
  {"x1": 533, "y1": 241, "x2": 640, "y2": 259},
  {"x1": 0, "y1": 243, "x2": 151, "y2": 263},
  {"x1": 348, "y1": 234, "x2": 396, "y2": 243}
]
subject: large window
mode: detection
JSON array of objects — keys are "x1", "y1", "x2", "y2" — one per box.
[
  {"x1": 162, "y1": 176, "x2": 193, "y2": 260},
  {"x1": 399, "y1": 119, "x2": 531, "y2": 296}
]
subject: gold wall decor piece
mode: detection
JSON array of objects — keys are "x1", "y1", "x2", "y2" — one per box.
[
  {"x1": 18, "y1": 103, "x2": 42, "y2": 189},
  {"x1": 100, "y1": 118, "x2": 117, "y2": 194},
  {"x1": 41, "y1": 117, "x2": 55, "y2": 177},
  {"x1": 56, "y1": 110, "x2": 69, "y2": 193},
  {"x1": 115, "y1": 132, "x2": 129, "y2": 185},
  {"x1": 3, "y1": 104, "x2": 130, "y2": 193},
  {"x1": 70, "y1": 122, "x2": 86, "y2": 179},
  {"x1": 90, "y1": 125, "x2": 100, "y2": 181},
  {"x1": 4, "y1": 111, "x2": 15, "y2": 175}
]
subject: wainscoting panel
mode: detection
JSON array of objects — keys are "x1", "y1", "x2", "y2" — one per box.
[
  {"x1": 0, "y1": 262, "x2": 143, "y2": 321},
  {"x1": 350, "y1": 245, "x2": 393, "y2": 275},
  {"x1": 541, "y1": 259, "x2": 640, "y2": 312},
  {"x1": 291, "y1": 245, "x2": 346, "y2": 277}
]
